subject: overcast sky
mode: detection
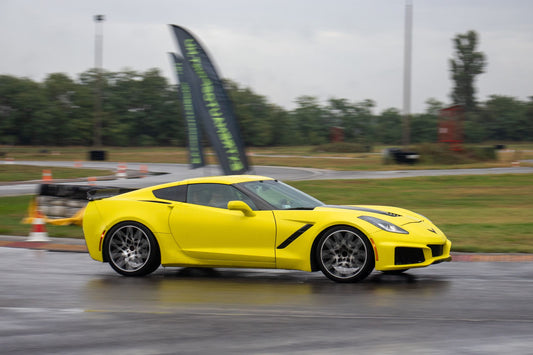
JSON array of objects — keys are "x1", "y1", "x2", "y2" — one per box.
[{"x1": 1, "y1": 0, "x2": 532, "y2": 113}]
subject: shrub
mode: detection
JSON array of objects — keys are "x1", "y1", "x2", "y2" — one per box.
[
  {"x1": 415, "y1": 143, "x2": 496, "y2": 165},
  {"x1": 312, "y1": 142, "x2": 372, "y2": 153}
]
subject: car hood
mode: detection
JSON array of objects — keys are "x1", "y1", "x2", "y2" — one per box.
[{"x1": 316, "y1": 205, "x2": 425, "y2": 226}]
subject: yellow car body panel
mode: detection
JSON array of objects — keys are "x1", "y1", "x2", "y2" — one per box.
[
  {"x1": 83, "y1": 198, "x2": 181, "y2": 263},
  {"x1": 82, "y1": 175, "x2": 452, "y2": 281},
  {"x1": 271, "y1": 207, "x2": 451, "y2": 272},
  {"x1": 167, "y1": 202, "x2": 276, "y2": 268}
]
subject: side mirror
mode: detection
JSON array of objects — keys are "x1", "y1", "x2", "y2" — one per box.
[{"x1": 228, "y1": 201, "x2": 256, "y2": 217}]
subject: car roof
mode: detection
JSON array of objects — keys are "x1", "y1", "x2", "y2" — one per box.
[
  {"x1": 151, "y1": 175, "x2": 275, "y2": 190},
  {"x1": 181, "y1": 175, "x2": 274, "y2": 185}
]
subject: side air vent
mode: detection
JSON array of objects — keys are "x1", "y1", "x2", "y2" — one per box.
[{"x1": 277, "y1": 224, "x2": 313, "y2": 249}]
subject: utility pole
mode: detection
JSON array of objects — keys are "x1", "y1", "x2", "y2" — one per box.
[{"x1": 402, "y1": 1, "x2": 412, "y2": 146}]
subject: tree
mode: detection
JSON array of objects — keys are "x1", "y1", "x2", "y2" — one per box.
[
  {"x1": 42, "y1": 73, "x2": 80, "y2": 145},
  {"x1": 95, "y1": 68, "x2": 183, "y2": 146},
  {"x1": 424, "y1": 98, "x2": 445, "y2": 116},
  {"x1": 481, "y1": 95, "x2": 528, "y2": 141},
  {"x1": 138, "y1": 69, "x2": 183, "y2": 146},
  {"x1": 226, "y1": 80, "x2": 275, "y2": 147},
  {"x1": 374, "y1": 108, "x2": 402, "y2": 144},
  {"x1": 327, "y1": 98, "x2": 375, "y2": 144},
  {"x1": 410, "y1": 114, "x2": 437, "y2": 143},
  {"x1": 292, "y1": 96, "x2": 328, "y2": 145},
  {"x1": 449, "y1": 30, "x2": 486, "y2": 112},
  {"x1": 4, "y1": 67, "x2": 533, "y2": 147},
  {"x1": 0, "y1": 75, "x2": 48, "y2": 145}
]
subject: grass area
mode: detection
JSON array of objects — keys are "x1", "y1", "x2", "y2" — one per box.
[
  {"x1": 1, "y1": 144, "x2": 532, "y2": 252},
  {"x1": 1, "y1": 174, "x2": 532, "y2": 253},
  {"x1": 0, "y1": 195, "x2": 84, "y2": 238},
  {"x1": 0, "y1": 165, "x2": 112, "y2": 182},
  {"x1": 0, "y1": 146, "x2": 192, "y2": 164},
  {"x1": 291, "y1": 174, "x2": 533, "y2": 253},
  {"x1": 2, "y1": 144, "x2": 532, "y2": 171}
]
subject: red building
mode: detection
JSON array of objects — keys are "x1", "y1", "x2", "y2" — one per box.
[{"x1": 438, "y1": 105, "x2": 464, "y2": 151}]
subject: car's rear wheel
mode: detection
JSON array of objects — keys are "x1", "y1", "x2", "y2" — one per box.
[
  {"x1": 316, "y1": 226, "x2": 374, "y2": 283},
  {"x1": 105, "y1": 221, "x2": 160, "y2": 276}
]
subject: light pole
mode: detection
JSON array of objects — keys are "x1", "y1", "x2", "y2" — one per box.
[
  {"x1": 402, "y1": 1, "x2": 412, "y2": 146},
  {"x1": 93, "y1": 14, "x2": 104, "y2": 148}
]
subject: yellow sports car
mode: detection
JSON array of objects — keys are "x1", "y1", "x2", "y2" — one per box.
[{"x1": 83, "y1": 175, "x2": 451, "y2": 283}]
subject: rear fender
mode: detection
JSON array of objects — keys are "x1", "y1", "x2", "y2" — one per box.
[{"x1": 83, "y1": 199, "x2": 176, "y2": 262}]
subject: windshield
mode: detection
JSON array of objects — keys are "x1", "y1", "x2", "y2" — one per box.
[{"x1": 239, "y1": 180, "x2": 324, "y2": 210}]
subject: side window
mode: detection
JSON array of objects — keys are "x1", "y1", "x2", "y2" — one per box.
[
  {"x1": 231, "y1": 188, "x2": 257, "y2": 210},
  {"x1": 187, "y1": 183, "x2": 256, "y2": 209},
  {"x1": 153, "y1": 185, "x2": 187, "y2": 202}
]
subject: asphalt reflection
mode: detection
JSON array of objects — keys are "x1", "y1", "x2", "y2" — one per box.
[{"x1": 82, "y1": 267, "x2": 451, "y2": 317}]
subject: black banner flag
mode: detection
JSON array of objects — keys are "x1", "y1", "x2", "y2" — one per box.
[
  {"x1": 170, "y1": 52, "x2": 205, "y2": 169},
  {"x1": 170, "y1": 24, "x2": 249, "y2": 175}
]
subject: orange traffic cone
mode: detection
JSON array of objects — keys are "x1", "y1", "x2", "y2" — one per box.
[
  {"x1": 27, "y1": 212, "x2": 51, "y2": 242},
  {"x1": 140, "y1": 164, "x2": 148, "y2": 178},
  {"x1": 116, "y1": 163, "x2": 127, "y2": 178},
  {"x1": 42, "y1": 169, "x2": 52, "y2": 182}
]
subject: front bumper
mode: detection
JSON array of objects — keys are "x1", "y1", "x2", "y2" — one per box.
[{"x1": 374, "y1": 238, "x2": 452, "y2": 271}]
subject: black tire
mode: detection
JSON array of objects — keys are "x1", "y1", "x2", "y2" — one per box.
[
  {"x1": 316, "y1": 226, "x2": 375, "y2": 283},
  {"x1": 105, "y1": 221, "x2": 160, "y2": 277}
]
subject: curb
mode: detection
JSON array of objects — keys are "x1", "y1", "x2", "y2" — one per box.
[
  {"x1": 451, "y1": 253, "x2": 533, "y2": 262},
  {"x1": 0, "y1": 240, "x2": 87, "y2": 253}
]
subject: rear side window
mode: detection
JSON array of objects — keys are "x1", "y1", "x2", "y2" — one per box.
[{"x1": 153, "y1": 185, "x2": 187, "y2": 202}]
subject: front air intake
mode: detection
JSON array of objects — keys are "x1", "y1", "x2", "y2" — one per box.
[
  {"x1": 395, "y1": 247, "x2": 425, "y2": 265},
  {"x1": 428, "y1": 244, "x2": 444, "y2": 257}
]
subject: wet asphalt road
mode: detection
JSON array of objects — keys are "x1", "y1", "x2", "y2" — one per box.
[{"x1": 1, "y1": 247, "x2": 533, "y2": 354}]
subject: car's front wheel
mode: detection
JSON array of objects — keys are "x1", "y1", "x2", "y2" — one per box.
[
  {"x1": 105, "y1": 221, "x2": 160, "y2": 277},
  {"x1": 316, "y1": 226, "x2": 375, "y2": 283}
]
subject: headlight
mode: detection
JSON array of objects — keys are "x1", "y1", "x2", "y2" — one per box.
[{"x1": 359, "y1": 216, "x2": 409, "y2": 234}]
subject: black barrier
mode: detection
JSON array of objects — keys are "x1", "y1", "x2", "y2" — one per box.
[
  {"x1": 35, "y1": 184, "x2": 137, "y2": 220},
  {"x1": 385, "y1": 148, "x2": 420, "y2": 164},
  {"x1": 40, "y1": 184, "x2": 136, "y2": 200},
  {"x1": 89, "y1": 150, "x2": 107, "y2": 161}
]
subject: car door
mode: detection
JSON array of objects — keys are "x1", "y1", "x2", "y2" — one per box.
[{"x1": 168, "y1": 183, "x2": 276, "y2": 267}]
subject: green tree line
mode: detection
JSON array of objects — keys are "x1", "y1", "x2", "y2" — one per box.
[{"x1": 1, "y1": 69, "x2": 532, "y2": 147}]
